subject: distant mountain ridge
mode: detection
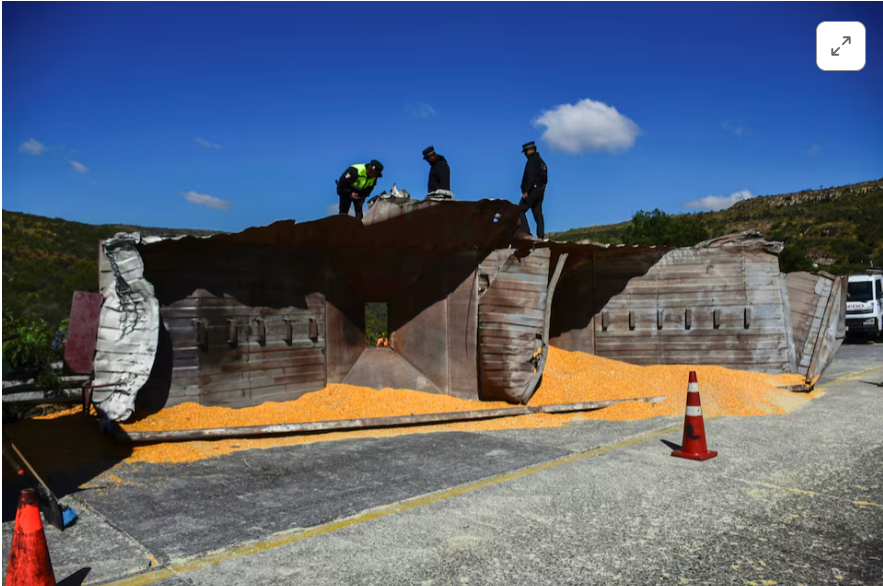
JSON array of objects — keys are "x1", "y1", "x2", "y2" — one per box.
[
  {"x1": 3, "y1": 177, "x2": 882, "y2": 324},
  {"x1": 551, "y1": 178, "x2": 883, "y2": 273},
  {"x1": 2, "y1": 210, "x2": 221, "y2": 324}
]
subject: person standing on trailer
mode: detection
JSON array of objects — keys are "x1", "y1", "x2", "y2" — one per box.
[
  {"x1": 336, "y1": 159, "x2": 384, "y2": 220},
  {"x1": 423, "y1": 145, "x2": 452, "y2": 198},
  {"x1": 519, "y1": 141, "x2": 548, "y2": 239}
]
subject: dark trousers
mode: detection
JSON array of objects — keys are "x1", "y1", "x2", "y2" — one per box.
[
  {"x1": 338, "y1": 192, "x2": 365, "y2": 220},
  {"x1": 519, "y1": 189, "x2": 545, "y2": 239}
]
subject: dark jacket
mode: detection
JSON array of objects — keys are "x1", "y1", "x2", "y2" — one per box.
[
  {"x1": 337, "y1": 166, "x2": 376, "y2": 199},
  {"x1": 521, "y1": 152, "x2": 548, "y2": 194},
  {"x1": 427, "y1": 155, "x2": 451, "y2": 192}
]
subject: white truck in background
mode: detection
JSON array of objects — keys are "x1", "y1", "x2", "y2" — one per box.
[{"x1": 846, "y1": 271, "x2": 883, "y2": 339}]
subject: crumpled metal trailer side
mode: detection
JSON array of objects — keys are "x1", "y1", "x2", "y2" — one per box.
[{"x1": 547, "y1": 231, "x2": 847, "y2": 383}]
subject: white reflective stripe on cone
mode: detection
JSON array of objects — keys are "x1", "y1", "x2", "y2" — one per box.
[
  {"x1": 686, "y1": 405, "x2": 702, "y2": 417},
  {"x1": 687, "y1": 383, "x2": 699, "y2": 394}
]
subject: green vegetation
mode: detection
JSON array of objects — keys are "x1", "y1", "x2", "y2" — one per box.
[
  {"x1": 2, "y1": 178, "x2": 882, "y2": 333},
  {"x1": 620, "y1": 209, "x2": 709, "y2": 247},
  {"x1": 2, "y1": 210, "x2": 219, "y2": 325},
  {"x1": 2, "y1": 306, "x2": 67, "y2": 388},
  {"x1": 552, "y1": 178, "x2": 883, "y2": 274},
  {"x1": 365, "y1": 302, "x2": 388, "y2": 346}
]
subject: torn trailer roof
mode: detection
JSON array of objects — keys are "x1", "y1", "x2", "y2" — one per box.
[{"x1": 92, "y1": 198, "x2": 845, "y2": 421}]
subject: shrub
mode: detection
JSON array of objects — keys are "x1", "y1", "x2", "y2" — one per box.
[{"x1": 2, "y1": 306, "x2": 67, "y2": 389}]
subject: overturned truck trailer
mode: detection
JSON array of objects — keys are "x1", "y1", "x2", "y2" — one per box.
[{"x1": 92, "y1": 199, "x2": 845, "y2": 421}]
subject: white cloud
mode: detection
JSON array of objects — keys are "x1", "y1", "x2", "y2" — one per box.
[
  {"x1": 405, "y1": 103, "x2": 437, "y2": 119},
  {"x1": 684, "y1": 189, "x2": 753, "y2": 211},
  {"x1": 532, "y1": 98, "x2": 640, "y2": 154},
  {"x1": 721, "y1": 120, "x2": 747, "y2": 137},
  {"x1": 182, "y1": 191, "x2": 232, "y2": 210},
  {"x1": 19, "y1": 138, "x2": 46, "y2": 155},
  {"x1": 195, "y1": 137, "x2": 221, "y2": 149},
  {"x1": 807, "y1": 144, "x2": 821, "y2": 156},
  {"x1": 70, "y1": 161, "x2": 89, "y2": 173}
]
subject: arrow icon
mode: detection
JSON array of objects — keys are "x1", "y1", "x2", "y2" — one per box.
[
  {"x1": 831, "y1": 47, "x2": 840, "y2": 56},
  {"x1": 843, "y1": 36, "x2": 851, "y2": 45}
]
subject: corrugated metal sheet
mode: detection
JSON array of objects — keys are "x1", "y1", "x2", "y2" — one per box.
[
  {"x1": 478, "y1": 248, "x2": 551, "y2": 403},
  {"x1": 548, "y1": 232, "x2": 846, "y2": 381},
  {"x1": 786, "y1": 272, "x2": 835, "y2": 376},
  {"x1": 591, "y1": 245, "x2": 791, "y2": 371},
  {"x1": 792, "y1": 273, "x2": 847, "y2": 380},
  {"x1": 143, "y1": 252, "x2": 329, "y2": 409}
]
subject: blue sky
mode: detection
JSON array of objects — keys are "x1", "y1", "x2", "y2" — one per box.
[{"x1": 3, "y1": 2, "x2": 881, "y2": 233}]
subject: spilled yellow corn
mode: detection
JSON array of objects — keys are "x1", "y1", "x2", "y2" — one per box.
[{"x1": 3, "y1": 347, "x2": 822, "y2": 470}]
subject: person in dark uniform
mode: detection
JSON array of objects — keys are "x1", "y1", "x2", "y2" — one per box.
[
  {"x1": 423, "y1": 146, "x2": 451, "y2": 195},
  {"x1": 519, "y1": 141, "x2": 548, "y2": 239},
  {"x1": 336, "y1": 159, "x2": 383, "y2": 220}
]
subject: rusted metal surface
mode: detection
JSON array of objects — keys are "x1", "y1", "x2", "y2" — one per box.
[
  {"x1": 806, "y1": 275, "x2": 847, "y2": 381},
  {"x1": 343, "y1": 348, "x2": 443, "y2": 394},
  {"x1": 549, "y1": 247, "x2": 669, "y2": 354},
  {"x1": 522, "y1": 253, "x2": 569, "y2": 403},
  {"x1": 784, "y1": 271, "x2": 847, "y2": 379},
  {"x1": 95, "y1": 205, "x2": 845, "y2": 418},
  {"x1": 106, "y1": 407, "x2": 536, "y2": 442},
  {"x1": 548, "y1": 232, "x2": 843, "y2": 378},
  {"x1": 105, "y1": 396, "x2": 666, "y2": 443},
  {"x1": 64, "y1": 291, "x2": 103, "y2": 375},
  {"x1": 93, "y1": 199, "x2": 536, "y2": 417},
  {"x1": 388, "y1": 250, "x2": 481, "y2": 399},
  {"x1": 593, "y1": 242, "x2": 791, "y2": 371},
  {"x1": 533, "y1": 395, "x2": 667, "y2": 413},
  {"x1": 547, "y1": 232, "x2": 846, "y2": 382},
  {"x1": 478, "y1": 248, "x2": 551, "y2": 403}
]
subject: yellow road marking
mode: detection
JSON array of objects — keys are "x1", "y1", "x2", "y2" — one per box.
[
  {"x1": 92, "y1": 424, "x2": 682, "y2": 585},
  {"x1": 93, "y1": 364, "x2": 881, "y2": 585},
  {"x1": 735, "y1": 479, "x2": 881, "y2": 507},
  {"x1": 815, "y1": 365, "x2": 883, "y2": 389}
]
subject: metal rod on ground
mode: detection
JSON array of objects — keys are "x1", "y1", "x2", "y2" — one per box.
[
  {"x1": 104, "y1": 396, "x2": 668, "y2": 443},
  {"x1": 2, "y1": 389, "x2": 84, "y2": 405},
  {"x1": 535, "y1": 396, "x2": 667, "y2": 414}
]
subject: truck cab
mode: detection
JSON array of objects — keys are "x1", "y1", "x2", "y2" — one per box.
[{"x1": 846, "y1": 271, "x2": 883, "y2": 339}]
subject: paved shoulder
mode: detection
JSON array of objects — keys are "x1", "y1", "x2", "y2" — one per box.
[{"x1": 76, "y1": 432, "x2": 570, "y2": 562}]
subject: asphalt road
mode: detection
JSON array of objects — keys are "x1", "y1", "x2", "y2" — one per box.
[{"x1": 3, "y1": 342, "x2": 882, "y2": 586}]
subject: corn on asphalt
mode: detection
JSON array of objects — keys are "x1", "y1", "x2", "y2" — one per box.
[{"x1": 3, "y1": 341, "x2": 881, "y2": 586}]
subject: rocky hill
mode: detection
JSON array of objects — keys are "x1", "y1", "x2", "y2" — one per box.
[
  {"x1": 3, "y1": 177, "x2": 882, "y2": 324},
  {"x1": 551, "y1": 178, "x2": 883, "y2": 273}
]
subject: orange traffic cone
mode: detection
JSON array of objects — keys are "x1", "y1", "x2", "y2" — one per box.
[
  {"x1": 5, "y1": 488, "x2": 56, "y2": 586},
  {"x1": 671, "y1": 371, "x2": 718, "y2": 461}
]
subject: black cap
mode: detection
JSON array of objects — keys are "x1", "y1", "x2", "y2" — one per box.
[
  {"x1": 367, "y1": 159, "x2": 384, "y2": 177},
  {"x1": 522, "y1": 141, "x2": 537, "y2": 153},
  {"x1": 422, "y1": 146, "x2": 436, "y2": 160}
]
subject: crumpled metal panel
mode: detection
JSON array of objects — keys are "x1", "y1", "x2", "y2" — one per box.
[
  {"x1": 478, "y1": 249, "x2": 550, "y2": 403},
  {"x1": 103, "y1": 202, "x2": 823, "y2": 415},
  {"x1": 93, "y1": 233, "x2": 160, "y2": 421}
]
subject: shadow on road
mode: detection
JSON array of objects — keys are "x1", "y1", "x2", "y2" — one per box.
[
  {"x1": 2, "y1": 411, "x2": 132, "y2": 523},
  {"x1": 660, "y1": 439, "x2": 682, "y2": 452},
  {"x1": 58, "y1": 567, "x2": 91, "y2": 586}
]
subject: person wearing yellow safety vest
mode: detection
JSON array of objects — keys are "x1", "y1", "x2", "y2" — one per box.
[{"x1": 336, "y1": 159, "x2": 384, "y2": 220}]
